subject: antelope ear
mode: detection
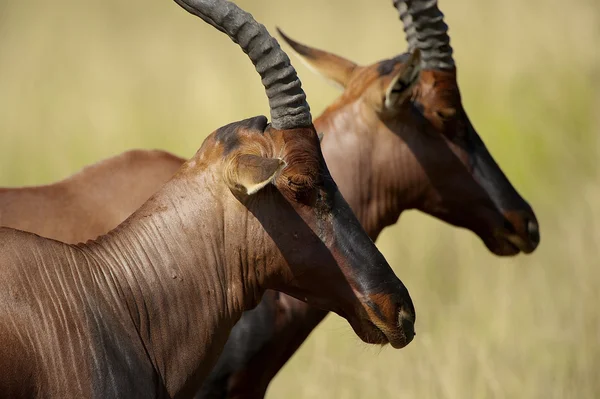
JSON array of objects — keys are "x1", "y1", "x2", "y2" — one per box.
[
  {"x1": 226, "y1": 154, "x2": 286, "y2": 195},
  {"x1": 384, "y1": 49, "x2": 422, "y2": 110},
  {"x1": 277, "y1": 28, "x2": 357, "y2": 90}
]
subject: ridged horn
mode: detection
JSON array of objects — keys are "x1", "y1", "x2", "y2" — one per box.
[
  {"x1": 393, "y1": 0, "x2": 455, "y2": 70},
  {"x1": 174, "y1": 0, "x2": 312, "y2": 130}
]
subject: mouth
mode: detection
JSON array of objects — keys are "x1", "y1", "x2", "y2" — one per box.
[
  {"x1": 355, "y1": 315, "x2": 415, "y2": 349},
  {"x1": 341, "y1": 292, "x2": 416, "y2": 350},
  {"x1": 484, "y1": 232, "x2": 521, "y2": 256},
  {"x1": 495, "y1": 212, "x2": 540, "y2": 255},
  {"x1": 489, "y1": 226, "x2": 538, "y2": 256},
  {"x1": 504, "y1": 233, "x2": 536, "y2": 254}
]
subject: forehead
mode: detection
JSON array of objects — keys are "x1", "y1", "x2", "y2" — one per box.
[
  {"x1": 342, "y1": 53, "x2": 412, "y2": 100},
  {"x1": 369, "y1": 54, "x2": 463, "y2": 110},
  {"x1": 214, "y1": 115, "x2": 269, "y2": 155},
  {"x1": 213, "y1": 115, "x2": 322, "y2": 175}
]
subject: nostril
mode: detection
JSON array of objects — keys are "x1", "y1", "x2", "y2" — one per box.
[
  {"x1": 505, "y1": 212, "x2": 540, "y2": 245},
  {"x1": 398, "y1": 310, "x2": 415, "y2": 344},
  {"x1": 397, "y1": 308, "x2": 415, "y2": 337},
  {"x1": 526, "y1": 218, "x2": 540, "y2": 246}
]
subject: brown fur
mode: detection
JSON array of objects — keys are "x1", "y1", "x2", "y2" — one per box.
[{"x1": 0, "y1": 149, "x2": 185, "y2": 244}]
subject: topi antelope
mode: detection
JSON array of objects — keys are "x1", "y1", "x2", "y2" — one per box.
[
  {"x1": 0, "y1": 149, "x2": 185, "y2": 244},
  {"x1": 0, "y1": 0, "x2": 417, "y2": 396},
  {"x1": 194, "y1": 0, "x2": 541, "y2": 397}
]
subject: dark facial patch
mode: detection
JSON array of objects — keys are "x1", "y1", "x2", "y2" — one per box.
[
  {"x1": 377, "y1": 53, "x2": 411, "y2": 77},
  {"x1": 214, "y1": 115, "x2": 269, "y2": 155}
]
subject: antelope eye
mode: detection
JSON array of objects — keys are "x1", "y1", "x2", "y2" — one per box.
[
  {"x1": 287, "y1": 173, "x2": 315, "y2": 192},
  {"x1": 286, "y1": 173, "x2": 320, "y2": 205},
  {"x1": 436, "y1": 108, "x2": 457, "y2": 121}
]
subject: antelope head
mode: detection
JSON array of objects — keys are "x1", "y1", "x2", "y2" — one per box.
[
  {"x1": 277, "y1": 0, "x2": 540, "y2": 256},
  {"x1": 175, "y1": 0, "x2": 415, "y2": 349}
]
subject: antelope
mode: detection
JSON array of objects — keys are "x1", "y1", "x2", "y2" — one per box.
[
  {"x1": 195, "y1": 0, "x2": 541, "y2": 397},
  {"x1": 0, "y1": 0, "x2": 417, "y2": 396},
  {"x1": 0, "y1": 149, "x2": 185, "y2": 244}
]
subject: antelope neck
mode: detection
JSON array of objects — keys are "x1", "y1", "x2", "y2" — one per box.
[
  {"x1": 316, "y1": 101, "x2": 423, "y2": 240},
  {"x1": 82, "y1": 165, "x2": 270, "y2": 396}
]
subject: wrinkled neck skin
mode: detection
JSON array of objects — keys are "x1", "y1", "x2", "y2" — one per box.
[
  {"x1": 83, "y1": 161, "x2": 269, "y2": 397},
  {"x1": 317, "y1": 99, "x2": 424, "y2": 240}
]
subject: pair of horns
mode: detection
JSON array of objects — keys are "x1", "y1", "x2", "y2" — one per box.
[
  {"x1": 394, "y1": 0, "x2": 455, "y2": 70},
  {"x1": 173, "y1": 0, "x2": 454, "y2": 129},
  {"x1": 174, "y1": 0, "x2": 311, "y2": 131}
]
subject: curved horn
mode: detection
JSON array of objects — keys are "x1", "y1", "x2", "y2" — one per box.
[
  {"x1": 393, "y1": 0, "x2": 455, "y2": 70},
  {"x1": 174, "y1": 0, "x2": 311, "y2": 130}
]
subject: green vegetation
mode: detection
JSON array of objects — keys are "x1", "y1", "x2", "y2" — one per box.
[{"x1": 0, "y1": 0, "x2": 598, "y2": 397}]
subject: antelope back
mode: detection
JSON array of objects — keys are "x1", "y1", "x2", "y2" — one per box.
[{"x1": 0, "y1": 150, "x2": 185, "y2": 243}]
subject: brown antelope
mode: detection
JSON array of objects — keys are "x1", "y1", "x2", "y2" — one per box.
[
  {"x1": 194, "y1": 0, "x2": 541, "y2": 397},
  {"x1": 0, "y1": 149, "x2": 185, "y2": 244},
  {"x1": 0, "y1": 0, "x2": 417, "y2": 396}
]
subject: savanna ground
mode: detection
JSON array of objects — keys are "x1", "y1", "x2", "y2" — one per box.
[{"x1": 0, "y1": 0, "x2": 598, "y2": 397}]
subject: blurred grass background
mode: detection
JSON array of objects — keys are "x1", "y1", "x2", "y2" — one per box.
[{"x1": 0, "y1": 0, "x2": 598, "y2": 397}]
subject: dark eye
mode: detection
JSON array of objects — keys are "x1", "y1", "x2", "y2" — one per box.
[
  {"x1": 287, "y1": 174, "x2": 317, "y2": 195},
  {"x1": 287, "y1": 174, "x2": 319, "y2": 204},
  {"x1": 436, "y1": 108, "x2": 457, "y2": 121}
]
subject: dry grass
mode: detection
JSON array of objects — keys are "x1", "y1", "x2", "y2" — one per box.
[{"x1": 1, "y1": 0, "x2": 598, "y2": 397}]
